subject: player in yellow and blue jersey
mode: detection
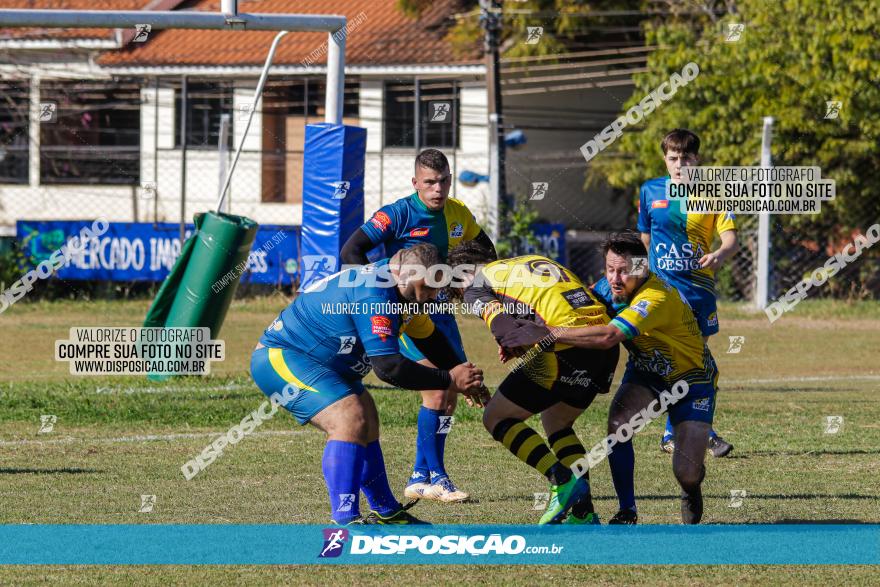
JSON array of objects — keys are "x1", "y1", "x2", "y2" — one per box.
[
  {"x1": 341, "y1": 149, "x2": 496, "y2": 503},
  {"x1": 638, "y1": 129, "x2": 738, "y2": 458},
  {"x1": 499, "y1": 232, "x2": 719, "y2": 524}
]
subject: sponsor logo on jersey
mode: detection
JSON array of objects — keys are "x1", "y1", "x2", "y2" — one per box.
[
  {"x1": 370, "y1": 211, "x2": 392, "y2": 231},
  {"x1": 654, "y1": 242, "x2": 705, "y2": 272},
  {"x1": 562, "y1": 287, "x2": 591, "y2": 309},
  {"x1": 268, "y1": 318, "x2": 283, "y2": 332},
  {"x1": 319, "y1": 528, "x2": 349, "y2": 558},
  {"x1": 633, "y1": 299, "x2": 652, "y2": 317},
  {"x1": 371, "y1": 315, "x2": 393, "y2": 341},
  {"x1": 692, "y1": 397, "x2": 711, "y2": 412},
  {"x1": 652, "y1": 199, "x2": 669, "y2": 209},
  {"x1": 707, "y1": 312, "x2": 718, "y2": 327},
  {"x1": 633, "y1": 348, "x2": 674, "y2": 378},
  {"x1": 449, "y1": 222, "x2": 464, "y2": 238},
  {"x1": 337, "y1": 336, "x2": 356, "y2": 354},
  {"x1": 409, "y1": 227, "x2": 430, "y2": 237}
]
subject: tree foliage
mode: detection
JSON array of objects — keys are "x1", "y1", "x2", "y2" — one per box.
[
  {"x1": 397, "y1": 0, "x2": 641, "y2": 59},
  {"x1": 590, "y1": 0, "x2": 880, "y2": 229}
]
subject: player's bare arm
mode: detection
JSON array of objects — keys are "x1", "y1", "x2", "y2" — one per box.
[{"x1": 700, "y1": 229, "x2": 739, "y2": 270}]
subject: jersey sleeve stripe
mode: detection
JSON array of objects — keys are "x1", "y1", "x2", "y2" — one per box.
[{"x1": 609, "y1": 316, "x2": 639, "y2": 339}]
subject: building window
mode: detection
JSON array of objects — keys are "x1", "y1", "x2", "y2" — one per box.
[
  {"x1": 0, "y1": 80, "x2": 30, "y2": 184},
  {"x1": 174, "y1": 81, "x2": 234, "y2": 149},
  {"x1": 384, "y1": 79, "x2": 459, "y2": 149},
  {"x1": 259, "y1": 79, "x2": 359, "y2": 203},
  {"x1": 40, "y1": 81, "x2": 141, "y2": 185}
]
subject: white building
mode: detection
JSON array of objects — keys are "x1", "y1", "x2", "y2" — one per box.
[{"x1": 0, "y1": 0, "x2": 493, "y2": 235}]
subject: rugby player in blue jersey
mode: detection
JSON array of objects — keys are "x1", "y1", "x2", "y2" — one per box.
[
  {"x1": 638, "y1": 129, "x2": 737, "y2": 458},
  {"x1": 250, "y1": 244, "x2": 485, "y2": 525},
  {"x1": 341, "y1": 149, "x2": 496, "y2": 503}
]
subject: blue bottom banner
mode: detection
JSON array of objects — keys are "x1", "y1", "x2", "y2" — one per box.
[{"x1": 1, "y1": 525, "x2": 878, "y2": 565}]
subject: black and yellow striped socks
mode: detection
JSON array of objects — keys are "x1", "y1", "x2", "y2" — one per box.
[
  {"x1": 548, "y1": 427, "x2": 587, "y2": 469},
  {"x1": 548, "y1": 427, "x2": 593, "y2": 516},
  {"x1": 491, "y1": 419, "x2": 570, "y2": 485}
]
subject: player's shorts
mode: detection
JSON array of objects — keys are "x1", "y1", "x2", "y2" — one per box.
[
  {"x1": 497, "y1": 346, "x2": 619, "y2": 414},
  {"x1": 673, "y1": 284, "x2": 719, "y2": 337},
  {"x1": 620, "y1": 363, "x2": 718, "y2": 426},
  {"x1": 250, "y1": 346, "x2": 364, "y2": 425},
  {"x1": 399, "y1": 312, "x2": 467, "y2": 364}
]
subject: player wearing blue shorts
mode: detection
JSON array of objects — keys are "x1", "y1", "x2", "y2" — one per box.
[
  {"x1": 638, "y1": 129, "x2": 738, "y2": 458},
  {"x1": 250, "y1": 244, "x2": 485, "y2": 524},
  {"x1": 341, "y1": 149, "x2": 496, "y2": 502},
  {"x1": 500, "y1": 232, "x2": 719, "y2": 524}
]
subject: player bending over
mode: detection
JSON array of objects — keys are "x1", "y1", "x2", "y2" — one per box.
[
  {"x1": 250, "y1": 244, "x2": 484, "y2": 525},
  {"x1": 499, "y1": 232, "x2": 719, "y2": 524},
  {"x1": 341, "y1": 148, "x2": 496, "y2": 503},
  {"x1": 448, "y1": 241, "x2": 619, "y2": 524}
]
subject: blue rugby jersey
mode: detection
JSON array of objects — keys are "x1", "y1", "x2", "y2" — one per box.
[{"x1": 259, "y1": 259, "x2": 435, "y2": 379}]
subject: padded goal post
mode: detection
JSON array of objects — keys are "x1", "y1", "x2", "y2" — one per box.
[{"x1": 0, "y1": 5, "x2": 365, "y2": 376}]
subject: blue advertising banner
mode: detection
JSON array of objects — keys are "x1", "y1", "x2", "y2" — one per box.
[
  {"x1": 519, "y1": 223, "x2": 566, "y2": 265},
  {"x1": 15, "y1": 221, "x2": 300, "y2": 285},
  {"x1": 0, "y1": 524, "x2": 877, "y2": 565}
]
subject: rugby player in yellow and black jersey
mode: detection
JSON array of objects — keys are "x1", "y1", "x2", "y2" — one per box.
[
  {"x1": 493, "y1": 232, "x2": 719, "y2": 525},
  {"x1": 446, "y1": 241, "x2": 620, "y2": 525}
]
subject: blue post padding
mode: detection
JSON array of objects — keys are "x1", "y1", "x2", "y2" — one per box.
[{"x1": 300, "y1": 123, "x2": 367, "y2": 290}]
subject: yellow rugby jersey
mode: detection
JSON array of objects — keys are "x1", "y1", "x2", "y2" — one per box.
[
  {"x1": 609, "y1": 274, "x2": 716, "y2": 386},
  {"x1": 399, "y1": 312, "x2": 434, "y2": 339},
  {"x1": 465, "y1": 256, "x2": 613, "y2": 390},
  {"x1": 470, "y1": 255, "x2": 610, "y2": 350}
]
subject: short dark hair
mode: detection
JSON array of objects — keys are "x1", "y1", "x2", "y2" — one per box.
[
  {"x1": 415, "y1": 148, "x2": 449, "y2": 173},
  {"x1": 399, "y1": 243, "x2": 441, "y2": 268},
  {"x1": 661, "y1": 128, "x2": 700, "y2": 156},
  {"x1": 448, "y1": 240, "x2": 497, "y2": 267},
  {"x1": 601, "y1": 230, "x2": 647, "y2": 258}
]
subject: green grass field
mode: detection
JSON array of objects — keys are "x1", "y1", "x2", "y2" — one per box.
[{"x1": 1, "y1": 298, "x2": 879, "y2": 584}]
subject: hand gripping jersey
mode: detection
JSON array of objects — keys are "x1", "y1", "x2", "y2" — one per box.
[
  {"x1": 638, "y1": 176, "x2": 736, "y2": 296},
  {"x1": 259, "y1": 259, "x2": 434, "y2": 380},
  {"x1": 608, "y1": 274, "x2": 717, "y2": 388},
  {"x1": 360, "y1": 193, "x2": 482, "y2": 261}
]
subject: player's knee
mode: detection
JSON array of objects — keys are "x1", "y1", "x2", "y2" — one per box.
[
  {"x1": 421, "y1": 388, "x2": 446, "y2": 410},
  {"x1": 607, "y1": 412, "x2": 627, "y2": 436},
  {"x1": 673, "y1": 462, "x2": 704, "y2": 491}
]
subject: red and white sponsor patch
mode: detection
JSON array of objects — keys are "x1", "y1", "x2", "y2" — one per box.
[
  {"x1": 652, "y1": 199, "x2": 669, "y2": 209},
  {"x1": 370, "y1": 315, "x2": 393, "y2": 341},
  {"x1": 370, "y1": 211, "x2": 392, "y2": 231},
  {"x1": 409, "y1": 227, "x2": 430, "y2": 237}
]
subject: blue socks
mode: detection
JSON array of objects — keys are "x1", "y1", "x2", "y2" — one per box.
[
  {"x1": 665, "y1": 416, "x2": 719, "y2": 440},
  {"x1": 322, "y1": 440, "x2": 364, "y2": 523},
  {"x1": 411, "y1": 406, "x2": 449, "y2": 485},
  {"x1": 608, "y1": 439, "x2": 636, "y2": 512},
  {"x1": 361, "y1": 440, "x2": 399, "y2": 516}
]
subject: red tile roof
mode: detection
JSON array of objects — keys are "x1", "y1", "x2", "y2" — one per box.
[
  {"x1": 95, "y1": 0, "x2": 480, "y2": 67},
  {"x1": 0, "y1": 1, "x2": 153, "y2": 41}
]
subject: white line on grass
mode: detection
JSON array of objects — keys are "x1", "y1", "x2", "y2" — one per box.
[
  {"x1": 730, "y1": 374, "x2": 880, "y2": 385},
  {"x1": 0, "y1": 429, "x2": 302, "y2": 447}
]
